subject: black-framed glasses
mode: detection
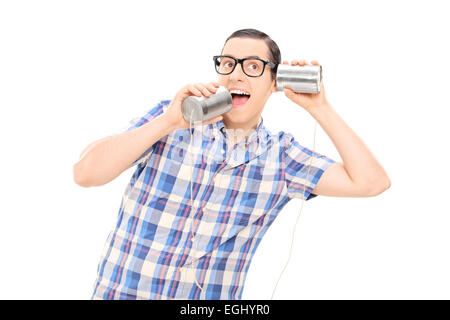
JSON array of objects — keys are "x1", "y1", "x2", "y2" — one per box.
[{"x1": 213, "y1": 55, "x2": 276, "y2": 77}]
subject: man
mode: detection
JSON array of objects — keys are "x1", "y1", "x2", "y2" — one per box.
[{"x1": 74, "y1": 29, "x2": 391, "y2": 300}]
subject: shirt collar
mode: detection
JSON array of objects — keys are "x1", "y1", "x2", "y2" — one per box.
[
  {"x1": 216, "y1": 117, "x2": 264, "y2": 141},
  {"x1": 212, "y1": 117, "x2": 273, "y2": 168}
]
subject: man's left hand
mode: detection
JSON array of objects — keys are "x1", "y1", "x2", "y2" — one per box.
[{"x1": 282, "y1": 59, "x2": 329, "y2": 113}]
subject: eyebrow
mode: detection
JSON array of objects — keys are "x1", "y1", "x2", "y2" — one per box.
[{"x1": 222, "y1": 54, "x2": 264, "y2": 60}]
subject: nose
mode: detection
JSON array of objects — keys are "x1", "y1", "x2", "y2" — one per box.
[{"x1": 229, "y1": 62, "x2": 246, "y2": 81}]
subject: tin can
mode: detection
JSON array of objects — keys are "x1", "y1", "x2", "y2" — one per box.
[
  {"x1": 181, "y1": 85, "x2": 232, "y2": 123},
  {"x1": 276, "y1": 64, "x2": 322, "y2": 94}
]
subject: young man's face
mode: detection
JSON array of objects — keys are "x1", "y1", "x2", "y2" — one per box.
[{"x1": 217, "y1": 37, "x2": 277, "y2": 131}]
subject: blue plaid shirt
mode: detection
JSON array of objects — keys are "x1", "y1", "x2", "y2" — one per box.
[{"x1": 91, "y1": 100, "x2": 336, "y2": 300}]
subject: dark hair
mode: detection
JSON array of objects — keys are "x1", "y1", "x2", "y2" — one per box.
[{"x1": 222, "y1": 28, "x2": 281, "y2": 81}]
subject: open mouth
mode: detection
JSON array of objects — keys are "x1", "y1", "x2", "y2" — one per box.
[{"x1": 230, "y1": 90, "x2": 251, "y2": 109}]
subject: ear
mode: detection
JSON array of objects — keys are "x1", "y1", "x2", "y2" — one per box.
[{"x1": 271, "y1": 79, "x2": 277, "y2": 93}]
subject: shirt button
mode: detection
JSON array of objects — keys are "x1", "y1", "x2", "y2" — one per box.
[{"x1": 221, "y1": 149, "x2": 225, "y2": 154}]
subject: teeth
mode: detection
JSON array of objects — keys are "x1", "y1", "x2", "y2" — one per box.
[{"x1": 230, "y1": 89, "x2": 250, "y2": 96}]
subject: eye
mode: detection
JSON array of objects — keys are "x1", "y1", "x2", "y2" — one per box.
[{"x1": 220, "y1": 58, "x2": 235, "y2": 69}]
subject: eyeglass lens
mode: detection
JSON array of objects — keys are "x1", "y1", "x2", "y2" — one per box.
[{"x1": 215, "y1": 57, "x2": 265, "y2": 77}]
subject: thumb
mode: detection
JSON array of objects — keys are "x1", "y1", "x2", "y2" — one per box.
[{"x1": 283, "y1": 87, "x2": 294, "y2": 98}]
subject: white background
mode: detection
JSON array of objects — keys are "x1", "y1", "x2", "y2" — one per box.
[{"x1": 0, "y1": 0, "x2": 449, "y2": 299}]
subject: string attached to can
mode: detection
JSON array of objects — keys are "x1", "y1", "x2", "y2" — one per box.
[
  {"x1": 187, "y1": 109, "x2": 206, "y2": 298},
  {"x1": 270, "y1": 120, "x2": 318, "y2": 300}
]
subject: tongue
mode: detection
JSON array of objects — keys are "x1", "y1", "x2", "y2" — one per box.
[{"x1": 232, "y1": 95, "x2": 250, "y2": 107}]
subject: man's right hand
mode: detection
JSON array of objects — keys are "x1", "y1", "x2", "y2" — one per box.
[
  {"x1": 74, "y1": 82, "x2": 225, "y2": 187},
  {"x1": 164, "y1": 82, "x2": 224, "y2": 131}
]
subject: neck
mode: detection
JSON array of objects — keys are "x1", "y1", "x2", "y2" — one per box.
[{"x1": 222, "y1": 116, "x2": 261, "y2": 145}]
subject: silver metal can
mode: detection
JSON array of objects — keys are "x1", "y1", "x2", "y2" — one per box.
[
  {"x1": 276, "y1": 64, "x2": 322, "y2": 94},
  {"x1": 181, "y1": 85, "x2": 232, "y2": 123}
]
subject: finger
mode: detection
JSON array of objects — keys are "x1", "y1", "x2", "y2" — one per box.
[
  {"x1": 202, "y1": 83, "x2": 217, "y2": 95},
  {"x1": 200, "y1": 83, "x2": 213, "y2": 96},
  {"x1": 291, "y1": 60, "x2": 298, "y2": 66},
  {"x1": 311, "y1": 60, "x2": 319, "y2": 65},
  {"x1": 206, "y1": 82, "x2": 218, "y2": 93},
  {"x1": 283, "y1": 87, "x2": 295, "y2": 99},
  {"x1": 188, "y1": 84, "x2": 202, "y2": 97},
  {"x1": 299, "y1": 59, "x2": 307, "y2": 66},
  {"x1": 282, "y1": 60, "x2": 289, "y2": 65},
  {"x1": 212, "y1": 82, "x2": 221, "y2": 87},
  {"x1": 284, "y1": 85, "x2": 294, "y2": 91},
  {"x1": 194, "y1": 83, "x2": 212, "y2": 97}
]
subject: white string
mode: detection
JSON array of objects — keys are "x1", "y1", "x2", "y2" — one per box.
[
  {"x1": 187, "y1": 109, "x2": 206, "y2": 298},
  {"x1": 270, "y1": 120, "x2": 318, "y2": 300},
  {"x1": 186, "y1": 109, "x2": 319, "y2": 300}
]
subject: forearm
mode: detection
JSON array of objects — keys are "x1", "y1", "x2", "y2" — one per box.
[
  {"x1": 73, "y1": 113, "x2": 176, "y2": 187},
  {"x1": 308, "y1": 103, "x2": 391, "y2": 189}
]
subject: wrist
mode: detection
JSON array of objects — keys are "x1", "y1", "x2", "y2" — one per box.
[
  {"x1": 160, "y1": 113, "x2": 180, "y2": 135},
  {"x1": 307, "y1": 101, "x2": 333, "y2": 118}
]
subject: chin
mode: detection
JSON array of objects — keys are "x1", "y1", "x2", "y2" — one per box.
[
  {"x1": 223, "y1": 115, "x2": 255, "y2": 131},
  {"x1": 224, "y1": 111, "x2": 248, "y2": 122}
]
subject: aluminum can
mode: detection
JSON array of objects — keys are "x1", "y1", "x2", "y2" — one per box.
[
  {"x1": 276, "y1": 64, "x2": 322, "y2": 94},
  {"x1": 181, "y1": 85, "x2": 232, "y2": 123}
]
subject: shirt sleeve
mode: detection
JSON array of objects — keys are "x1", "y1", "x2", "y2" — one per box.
[
  {"x1": 283, "y1": 133, "x2": 336, "y2": 201},
  {"x1": 112, "y1": 99, "x2": 170, "y2": 167}
]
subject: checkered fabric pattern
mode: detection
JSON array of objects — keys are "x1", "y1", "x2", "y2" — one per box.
[{"x1": 91, "y1": 100, "x2": 336, "y2": 299}]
